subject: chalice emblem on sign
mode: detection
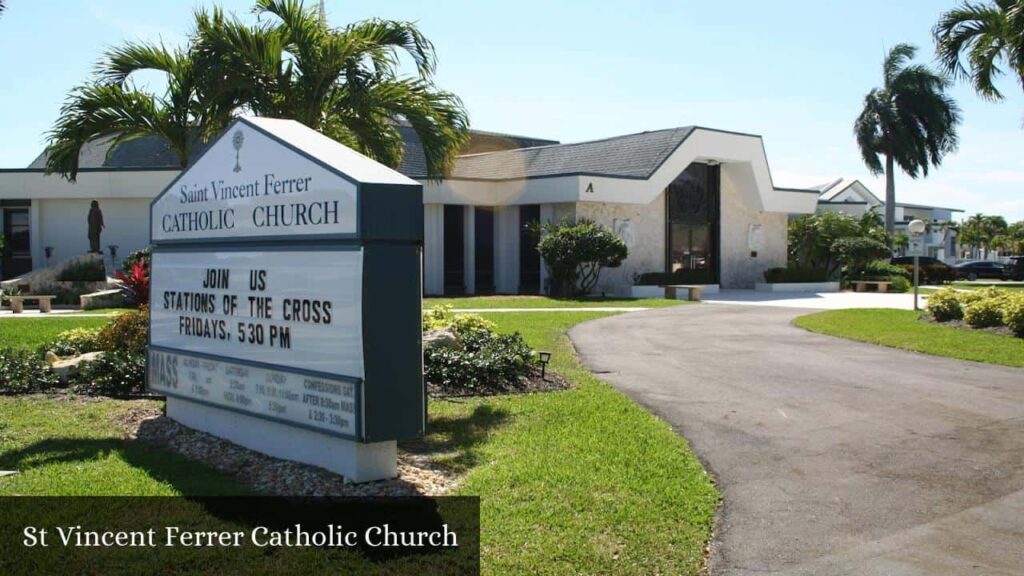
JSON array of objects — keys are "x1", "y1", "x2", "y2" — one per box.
[{"x1": 232, "y1": 130, "x2": 244, "y2": 172}]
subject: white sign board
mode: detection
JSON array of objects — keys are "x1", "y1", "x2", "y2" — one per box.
[
  {"x1": 908, "y1": 238, "x2": 926, "y2": 257},
  {"x1": 149, "y1": 348, "x2": 357, "y2": 437},
  {"x1": 148, "y1": 116, "x2": 425, "y2": 482},
  {"x1": 151, "y1": 122, "x2": 358, "y2": 242},
  {"x1": 150, "y1": 249, "x2": 364, "y2": 379}
]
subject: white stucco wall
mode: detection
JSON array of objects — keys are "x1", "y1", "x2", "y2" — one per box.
[
  {"x1": 575, "y1": 194, "x2": 665, "y2": 295},
  {"x1": 719, "y1": 168, "x2": 788, "y2": 288},
  {"x1": 36, "y1": 197, "x2": 152, "y2": 269},
  {"x1": 423, "y1": 204, "x2": 444, "y2": 295}
]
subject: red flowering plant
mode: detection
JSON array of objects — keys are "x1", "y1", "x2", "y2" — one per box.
[{"x1": 114, "y1": 261, "x2": 150, "y2": 308}]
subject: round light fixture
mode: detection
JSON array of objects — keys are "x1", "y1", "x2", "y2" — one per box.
[{"x1": 908, "y1": 219, "x2": 927, "y2": 235}]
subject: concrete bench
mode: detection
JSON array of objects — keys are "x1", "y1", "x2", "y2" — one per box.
[
  {"x1": 852, "y1": 281, "x2": 892, "y2": 293},
  {"x1": 4, "y1": 295, "x2": 57, "y2": 313},
  {"x1": 664, "y1": 284, "x2": 703, "y2": 301}
]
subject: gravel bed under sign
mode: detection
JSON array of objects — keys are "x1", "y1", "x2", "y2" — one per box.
[{"x1": 120, "y1": 408, "x2": 457, "y2": 497}]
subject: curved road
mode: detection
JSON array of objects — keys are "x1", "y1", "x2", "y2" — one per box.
[{"x1": 570, "y1": 304, "x2": 1024, "y2": 576}]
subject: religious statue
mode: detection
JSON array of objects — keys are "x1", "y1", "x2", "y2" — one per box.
[{"x1": 87, "y1": 200, "x2": 104, "y2": 254}]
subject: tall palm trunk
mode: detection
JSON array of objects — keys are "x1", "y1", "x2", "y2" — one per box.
[{"x1": 884, "y1": 153, "x2": 896, "y2": 239}]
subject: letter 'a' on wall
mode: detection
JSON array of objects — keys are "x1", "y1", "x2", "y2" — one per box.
[{"x1": 147, "y1": 117, "x2": 424, "y2": 483}]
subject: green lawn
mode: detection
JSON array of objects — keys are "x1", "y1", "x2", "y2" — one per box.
[
  {"x1": 794, "y1": 308, "x2": 1024, "y2": 368},
  {"x1": 0, "y1": 317, "x2": 110, "y2": 350},
  {"x1": 0, "y1": 310, "x2": 717, "y2": 575},
  {"x1": 426, "y1": 295, "x2": 687, "y2": 309}
]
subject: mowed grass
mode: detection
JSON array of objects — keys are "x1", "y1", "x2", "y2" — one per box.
[
  {"x1": 0, "y1": 317, "x2": 110, "y2": 350},
  {"x1": 416, "y1": 311, "x2": 718, "y2": 575},
  {"x1": 794, "y1": 308, "x2": 1024, "y2": 368},
  {"x1": 426, "y1": 295, "x2": 687, "y2": 309},
  {"x1": 0, "y1": 396, "x2": 246, "y2": 496},
  {"x1": 0, "y1": 310, "x2": 718, "y2": 575}
]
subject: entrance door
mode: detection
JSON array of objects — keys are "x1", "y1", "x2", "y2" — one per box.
[
  {"x1": 2, "y1": 207, "x2": 31, "y2": 280},
  {"x1": 518, "y1": 205, "x2": 541, "y2": 294},
  {"x1": 665, "y1": 163, "x2": 720, "y2": 283},
  {"x1": 443, "y1": 205, "x2": 465, "y2": 294},
  {"x1": 474, "y1": 207, "x2": 495, "y2": 294}
]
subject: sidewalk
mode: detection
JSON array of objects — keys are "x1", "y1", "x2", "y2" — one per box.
[{"x1": 703, "y1": 289, "x2": 927, "y2": 310}]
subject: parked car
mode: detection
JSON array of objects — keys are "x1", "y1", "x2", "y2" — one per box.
[
  {"x1": 890, "y1": 256, "x2": 957, "y2": 284},
  {"x1": 1006, "y1": 256, "x2": 1024, "y2": 281},
  {"x1": 954, "y1": 260, "x2": 1009, "y2": 281}
]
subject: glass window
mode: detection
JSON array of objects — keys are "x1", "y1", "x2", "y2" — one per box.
[{"x1": 666, "y1": 164, "x2": 719, "y2": 281}]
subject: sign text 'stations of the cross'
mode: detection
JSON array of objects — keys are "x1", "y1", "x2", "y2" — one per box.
[{"x1": 148, "y1": 117, "x2": 425, "y2": 482}]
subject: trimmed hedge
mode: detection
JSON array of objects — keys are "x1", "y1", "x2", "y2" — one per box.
[
  {"x1": 763, "y1": 267, "x2": 829, "y2": 283},
  {"x1": 928, "y1": 286, "x2": 1024, "y2": 337},
  {"x1": 635, "y1": 269, "x2": 715, "y2": 286}
]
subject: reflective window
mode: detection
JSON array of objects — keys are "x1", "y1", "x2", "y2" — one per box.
[{"x1": 666, "y1": 164, "x2": 719, "y2": 281}]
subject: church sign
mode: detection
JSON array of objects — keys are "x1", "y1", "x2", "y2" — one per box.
[{"x1": 148, "y1": 117, "x2": 424, "y2": 482}]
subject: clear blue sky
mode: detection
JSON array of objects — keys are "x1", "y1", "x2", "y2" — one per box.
[{"x1": 2, "y1": 0, "x2": 1023, "y2": 220}]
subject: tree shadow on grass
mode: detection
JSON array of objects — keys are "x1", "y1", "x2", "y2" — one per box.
[
  {"x1": 401, "y1": 403, "x2": 512, "y2": 474},
  {"x1": 0, "y1": 436, "x2": 249, "y2": 495}
]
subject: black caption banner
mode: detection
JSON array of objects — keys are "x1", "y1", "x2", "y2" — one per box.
[{"x1": 0, "y1": 496, "x2": 479, "y2": 576}]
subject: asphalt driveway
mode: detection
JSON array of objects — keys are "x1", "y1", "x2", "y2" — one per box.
[{"x1": 570, "y1": 304, "x2": 1024, "y2": 575}]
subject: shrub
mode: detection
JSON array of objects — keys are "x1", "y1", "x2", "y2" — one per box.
[
  {"x1": 96, "y1": 307, "x2": 149, "y2": 354},
  {"x1": 422, "y1": 305, "x2": 495, "y2": 337},
  {"x1": 927, "y1": 287, "x2": 963, "y2": 321},
  {"x1": 858, "y1": 260, "x2": 910, "y2": 280},
  {"x1": 70, "y1": 351, "x2": 146, "y2": 397},
  {"x1": 888, "y1": 276, "x2": 911, "y2": 293},
  {"x1": 963, "y1": 292, "x2": 1007, "y2": 328},
  {"x1": 50, "y1": 327, "x2": 102, "y2": 356},
  {"x1": 535, "y1": 219, "x2": 627, "y2": 296},
  {"x1": 120, "y1": 247, "x2": 151, "y2": 274},
  {"x1": 763, "y1": 267, "x2": 829, "y2": 283},
  {"x1": 115, "y1": 260, "x2": 150, "y2": 308},
  {"x1": 1002, "y1": 293, "x2": 1024, "y2": 337},
  {"x1": 57, "y1": 258, "x2": 106, "y2": 282},
  {"x1": 0, "y1": 348, "x2": 62, "y2": 395},
  {"x1": 833, "y1": 237, "x2": 891, "y2": 278},
  {"x1": 33, "y1": 281, "x2": 96, "y2": 305},
  {"x1": 635, "y1": 269, "x2": 715, "y2": 286},
  {"x1": 425, "y1": 330, "x2": 535, "y2": 392}
]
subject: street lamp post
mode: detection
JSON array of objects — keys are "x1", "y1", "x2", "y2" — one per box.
[{"x1": 908, "y1": 219, "x2": 927, "y2": 311}]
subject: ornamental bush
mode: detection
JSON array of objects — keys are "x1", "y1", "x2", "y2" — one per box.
[
  {"x1": 927, "y1": 287, "x2": 963, "y2": 321},
  {"x1": 422, "y1": 305, "x2": 495, "y2": 338},
  {"x1": 50, "y1": 327, "x2": 102, "y2": 356},
  {"x1": 535, "y1": 219, "x2": 627, "y2": 296},
  {"x1": 424, "y1": 330, "x2": 535, "y2": 393},
  {"x1": 1001, "y1": 293, "x2": 1024, "y2": 337},
  {"x1": 0, "y1": 348, "x2": 62, "y2": 395},
  {"x1": 859, "y1": 260, "x2": 910, "y2": 280},
  {"x1": 120, "y1": 247, "x2": 151, "y2": 274},
  {"x1": 96, "y1": 306, "x2": 149, "y2": 355},
  {"x1": 70, "y1": 350, "x2": 146, "y2": 397},
  {"x1": 963, "y1": 290, "x2": 1008, "y2": 328},
  {"x1": 888, "y1": 276, "x2": 911, "y2": 293},
  {"x1": 763, "y1": 267, "x2": 829, "y2": 283}
]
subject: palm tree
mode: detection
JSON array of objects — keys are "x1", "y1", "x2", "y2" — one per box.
[
  {"x1": 45, "y1": 42, "x2": 239, "y2": 180},
  {"x1": 934, "y1": 0, "x2": 1024, "y2": 101},
  {"x1": 855, "y1": 44, "x2": 962, "y2": 236},
  {"x1": 193, "y1": 0, "x2": 469, "y2": 178}
]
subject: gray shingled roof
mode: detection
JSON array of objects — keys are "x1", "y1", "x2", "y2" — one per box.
[
  {"x1": 449, "y1": 127, "x2": 696, "y2": 180},
  {"x1": 27, "y1": 134, "x2": 194, "y2": 170},
  {"x1": 28, "y1": 125, "x2": 559, "y2": 178}
]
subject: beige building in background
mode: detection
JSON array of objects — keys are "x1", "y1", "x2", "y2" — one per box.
[{"x1": 0, "y1": 123, "x2": 819, "y2": 294}]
